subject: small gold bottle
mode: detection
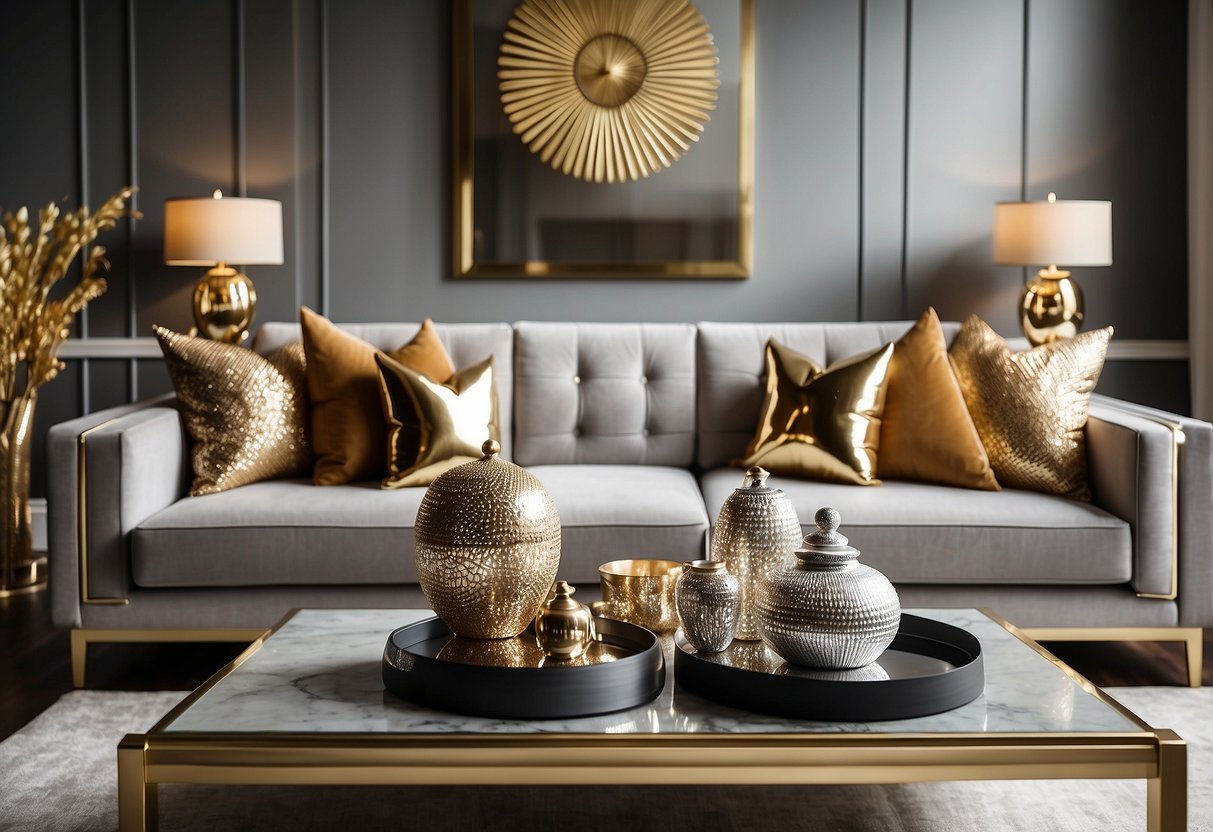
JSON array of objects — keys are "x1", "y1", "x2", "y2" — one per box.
[{"x1": 535, "y1": 581, "x2": 596, "y2": 660}]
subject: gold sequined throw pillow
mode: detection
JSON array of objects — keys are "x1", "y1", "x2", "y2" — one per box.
[
  {"x1": 153, "y1": 326, "x2": 312, "y2": 496},
  {"x1": 948, "y1": 315, "x2": 1112, "y2": 500},
  {"x1": 736, "y1": 338, "x2": 894, "y2": 486},
  {"x1": 878, "y1": 307, "x2": 1000, "y2": 491},
  {"x1": 376, "y1": 352, "x2": 500, "y2": 488}
]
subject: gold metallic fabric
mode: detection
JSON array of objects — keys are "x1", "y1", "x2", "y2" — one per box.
[
  {"x1": 738, "y1": 338, "x2": 894, "y2": 485},
  {"x1": 498, "y1": 0, "x2": 720, "y2": 183},
  {"x1": 949, "y1": 315, "x2": 1111, "y2": 500},
  {"x1": 300, "y1": 307, "x2": 454, "y2": 485},
  {"x1": 153, "y1": 326, "x2": 311, "y2": 496},
  {"x1": 878, "y1": 307, "x2": 999, "y2": 491},
  {"x1": 414, "y1": 440, "x2": 562, "y2": 639},
  {"x1": 377, "y1": 353, "x2": 500, "y2": 488}
]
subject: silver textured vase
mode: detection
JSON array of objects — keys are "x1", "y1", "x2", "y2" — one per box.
[
  {"x1": 710, "y1": 467, "x2": 802, "y2": 640},
  {"x1": 756, "y1": 507, "x2": 900, "y2": 669},
  {"x1": 414, "y1": 440, "x2": 561, "y2": 639},
  {"x1": 675, "y1": 560, "x2": 741, "y2": 652}
]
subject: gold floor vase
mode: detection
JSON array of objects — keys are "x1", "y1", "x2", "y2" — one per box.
[{"x1": 0, "y1": 393, "x2": 42, "y2": 596}]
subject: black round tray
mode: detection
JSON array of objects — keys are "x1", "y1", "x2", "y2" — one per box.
[
  {"x1": 383, "y1": 615, "x2": 665, "y2": 719},
  {"x1": 674, "y1": 612, "x2": 983, "y2": 721}
]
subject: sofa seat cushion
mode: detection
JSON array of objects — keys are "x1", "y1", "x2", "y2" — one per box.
[
  {"x1": 528, "y1": 465, "x2": 710, "y2": 577},
  {"x1": 700, "y1": 469, "x2": 1131, "y2": 586},
  {"x1": 133, "y1": 467, "x2": 708, "y2": 588}
]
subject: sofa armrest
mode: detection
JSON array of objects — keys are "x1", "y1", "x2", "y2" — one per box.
[
  {"x1": 47, "y1": 395, "x2": 187, "y2": 628},
  {"x1": 1088, "y1": 395, "x2": 1213, "y2": 626}
]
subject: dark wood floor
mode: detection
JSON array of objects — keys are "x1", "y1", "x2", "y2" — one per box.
[{"x1": 1, "y1": 587, "x2": 1209, "y2": 742}]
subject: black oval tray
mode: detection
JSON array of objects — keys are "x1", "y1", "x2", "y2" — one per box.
[
  {"x1": 383, "y1": 615, "x2": 665, "y2": 719},
  {"x1": 674, "y1": 612, "x2": 983, "y2": 721}
]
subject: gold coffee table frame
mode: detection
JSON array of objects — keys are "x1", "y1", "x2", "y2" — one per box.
[{"x1": 117, "y1": 609, "x2": 1186, "y2": 832}]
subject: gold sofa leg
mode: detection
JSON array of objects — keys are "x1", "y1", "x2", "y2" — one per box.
[
  {"x1": 1021, "y1": 627, "x2": 1204, "y2": 688},
  {"x1": 69, "y1": 628, "x2": 266, "y2": 688},
  {"x1": 70, "y1": 629, "x2": 88, "y2": 688}
]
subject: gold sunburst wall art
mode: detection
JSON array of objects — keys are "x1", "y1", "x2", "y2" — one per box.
[{"x1": 497, "y1": 0, "x2": 721, "y2": 184}]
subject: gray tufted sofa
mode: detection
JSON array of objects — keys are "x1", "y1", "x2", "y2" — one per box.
[{"x1": 48, "y1": 320, "x2": 1212, "y2": 686}]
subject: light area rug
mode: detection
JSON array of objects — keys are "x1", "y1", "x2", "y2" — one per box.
[{"x1": 0, "y1": 688, "x2": 1209, "y2": 832}]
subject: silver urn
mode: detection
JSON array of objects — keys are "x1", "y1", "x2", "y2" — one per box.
[
  {"x1": 756, "y1": 507, "x2": 900, "y2": 670},
  {"x1": 675, "y1": 560, "x2": 741, "y2": 652},
  {"x1": 710, "y1": 467, "x2": 803, "y2": 640}
]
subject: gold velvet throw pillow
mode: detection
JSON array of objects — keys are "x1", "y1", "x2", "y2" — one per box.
[
  {"x1": 949, "y1": 315, "x2": 1112, "y2": 500},
  {"x1": 878, "y1": 308, "x2": 999, "y2": 491},
  {"x1": 153, "y1": 326, "x2": 311, "y2": 496},
  {"x1": 377, "y1": 353, "x2": 500, "y2": 488},
  {"x1": 300, "y1": 307, "x2": 455, "y2": 485},
  {"x1": 737, "y1": 338, "x2": 894, "y2": 486}
]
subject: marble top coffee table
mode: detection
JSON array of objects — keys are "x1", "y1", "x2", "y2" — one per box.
[{"x1": 117, "y1": 608, "x2": 1185, "y2": 831}]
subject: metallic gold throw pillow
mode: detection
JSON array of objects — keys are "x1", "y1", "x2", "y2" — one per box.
[
  {"x1": 878, "y1": 307, "x2": 1000, "y2": 491},
  {"x1": 737, "y1": 338, "x2": 895, "y2": 486},
  {"x1": 949, "y1": 315, "x2": 1112, "y2": 500},
  {"x1": 376, "y1": 353, "x2": 500, "y2": 488},
  {"x1": 153, "y1": 326, "x2": 312, "y2": 496}
]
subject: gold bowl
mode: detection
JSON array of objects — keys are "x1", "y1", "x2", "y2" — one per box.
[{"x1": 594, "y1": 559, "x2": 686, "y2": 633}]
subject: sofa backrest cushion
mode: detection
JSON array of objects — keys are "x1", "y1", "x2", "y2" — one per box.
[
  {"x1": 696, "y1": 321, "x2": 960, "y2": 469},
  {"x1": 513, "y1": 322, "x2": 697, "y2": 466},
  {"x1": 253, "y1": 321, "x2": 515, "y2": 459}
]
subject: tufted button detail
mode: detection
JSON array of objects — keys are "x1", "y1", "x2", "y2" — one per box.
[
  {"x1": 641, "y1": 428, "x2": 650, "y2": 437},
  {"x1": 573, "y1": 427, "x2": 582, "y2": 437},
  {"x1": 573, "y1": 375, "x2": 581, "y2": 384},
  {"x1": 640, "y1": 375, "x2": 648, "y2": 385}
]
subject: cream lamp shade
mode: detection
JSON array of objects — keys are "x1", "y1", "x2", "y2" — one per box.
[
  {"x1": 993, "y1": 198, "x2": 1112, "y2": 267},
  {"x1": 164, "y1": 194, "x2": 283, "y2": 266},
  {"x1": 993, "y1": 194, "x2": 1112, "y2": 347}
]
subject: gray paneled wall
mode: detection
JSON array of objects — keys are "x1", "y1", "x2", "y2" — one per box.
[{"x1": 0, "y1": 0, "x2": 1190, "y2": 497}]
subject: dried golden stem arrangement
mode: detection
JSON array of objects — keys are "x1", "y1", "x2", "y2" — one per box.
[{"x1": 0, "y1": 186, "x2": 137, "y2": 592}]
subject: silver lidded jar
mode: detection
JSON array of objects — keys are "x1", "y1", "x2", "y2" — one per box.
[
  {"x1": 710, "y1": 467, "x2": 803, "y2": 640},
  {"x1": 675, "y1": 560, "x2": 741, "y2": 652},
  {"x1": 756, "y1": 507, "x2": 900, "y2": 670}
]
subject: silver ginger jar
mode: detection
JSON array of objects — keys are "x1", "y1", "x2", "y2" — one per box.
[
  {"x1": 414, "y1": 439, "x2": 561, "y2": 639},
  {"x1": 710, "y1": 467, "x2": 803, "y2": 640},
  {"x1": 756, "y1": 507, "x2": 900, "y2": 669},
  {"x1": 675, "y1": 560, "x2": 741, "y2": 652}
]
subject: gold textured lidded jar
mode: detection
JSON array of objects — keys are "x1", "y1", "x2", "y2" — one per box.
[
  {"x1": 414, "y1": 440, "x2": 561, "y2": 639},
  {"x1": 710, "y1": 467, "x2": 803, "y2": 640},
  {"x1": 757, "y1": 507, "x2": 901, "y2": 670}
]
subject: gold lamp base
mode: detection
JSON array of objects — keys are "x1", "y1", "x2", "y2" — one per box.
[
  {"x1": 192, "y1": 264, "x2": 257, "y2": 344},
  {"x1": 1019, "y1": 265, "x2": 1084, "y2": 347}
]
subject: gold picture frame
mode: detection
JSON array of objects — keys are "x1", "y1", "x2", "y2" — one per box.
[{"x1": 452, "y1": 0, "x2": 754, "y2": 279}]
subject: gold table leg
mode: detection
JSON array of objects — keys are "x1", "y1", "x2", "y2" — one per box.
[
  {"x1": 118, "y1": 734, "x2": 157, "y2": 832},
  {"x1": 1147, "y1": 729, "x2": 1187, "y2": 832}
]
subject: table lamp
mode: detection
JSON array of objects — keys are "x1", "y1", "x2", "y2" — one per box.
[
  {"x1": 163, "y1": 190, "x2": 283, "y2": 344},
  {"x1": 993, "y1": 193, "x2": 1112, "y2": 346}
]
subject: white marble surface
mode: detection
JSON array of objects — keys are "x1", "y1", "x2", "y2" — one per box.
[{"x1": 164, "y1": 608, "x2": 1144, "y2": 735}]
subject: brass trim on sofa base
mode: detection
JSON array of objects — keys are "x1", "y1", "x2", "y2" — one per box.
[
  {"x1": 1021, "y1": 626, "x2": 1204, "y2": 688},
  {"x1": 70, "y1": 628, "x2": 266, "y2": 688}
]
